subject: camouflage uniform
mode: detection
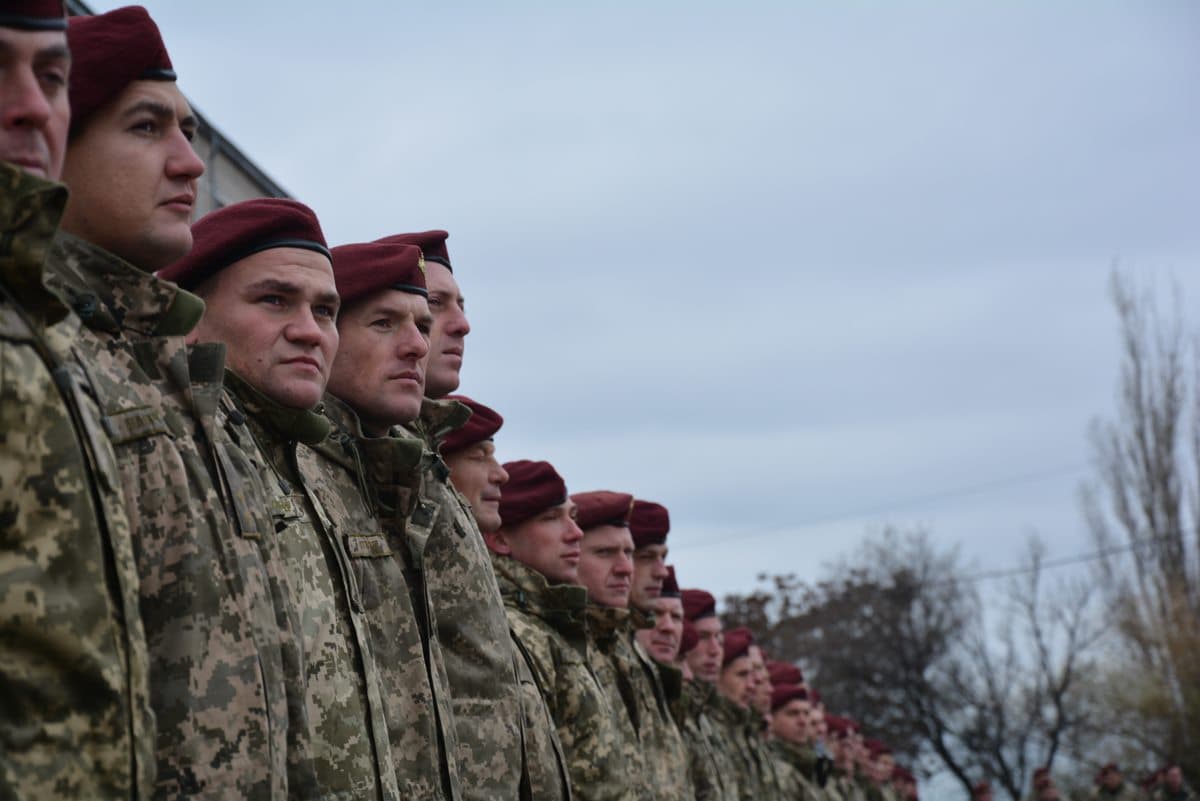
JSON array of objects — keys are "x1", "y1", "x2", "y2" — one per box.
[
  {"x1": 709, "y1": 692, "x2": 780, "y2": 801},
  {"x1": 493, "y1": 553, "x2": 637, "y2": 801},
  {"x1": 1092, "y1": 783, "x2": 1146, "y2": 801},
  {"x1": 677, "y1": 679, "x2": 739, "y2": 801},
  {"x1": 0, "y1": 164, "x2": 154, "y2": 800},
  {"x1": 771, "y1": 740, "x2": 823, "y2": 801},
  {"x1": 583, "y1": 606, "x2": 649, "y2": 796},
  {"x1": 389, "y1": 398, "x2": 526, "y2": 801},
  {"x1": 307, "y1": 393, "x2": 458, "y2": 800},
  {"x1": 43, "y1": 234, "x2": 308, "y2": 801},
  {"x1": 222, "y1": 373, "x2": 398, "y2": 801}
]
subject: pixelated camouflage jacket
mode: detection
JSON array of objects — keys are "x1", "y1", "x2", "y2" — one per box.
[
  {"x1": 584, "y1": 606, "x2": 651, "y2": 798},
  {"x1": 493, "y1": 554, "x2": 639, "y2": 801},
  {"x1": 617, "y1": 616, "x2": 692, "y2": 801},
  {"x1": 678, "y1": 679, "x2": 740, "y2": 801},
  {"x1": 710, "y1": 696, "x2": 788, "y2": 801},
  {"x1": 42, "y1": 233, "x2": 303, "y2": 801},
  {"x1": 308, "y1": 393, "x2": 458, "y2": 801},
  {"x1": 0, "y1": 164, "x2": 154, "y2": 801},
  {"x1": 390, "y1": 397, "x2": 525, "y2": 801},
  {"x1": 224, "y1": 373, "x2": 400, "y2": 801},
  {"x1": 769, "y1": 739, "x2": 821, "y2": 801}
]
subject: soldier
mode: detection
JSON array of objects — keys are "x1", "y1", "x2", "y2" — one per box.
[
  {"x1": 1091, "y1": 764, "x2": 1142, "y2": 801},
  {"x1": 770, "y1": 685, "x2": 823, "y2": 801},
  {"x1": 440, "y1": 395, "x2": 571, "y2": 801},
  {"x1": 373, "y1": 229, "x2": 526, "y2": 801},
  {"x1": 0, "y1": 3, "x2": 153, "y2": 799},
  {"x1": 1152, "y1": 765, "x2": 1192, "y2": 801},
  {"x1": 680, "y1": 588, "x2": 742, "y2": 801},
  {"x1": 487, "y1": 460, "x2": 636, "y2": 801},
  {"x1": 716, "y1": 626, "x2": 791, "y2": 800},
  {"x1": 309, "y1": 239, "x2": 461, "y2": 799},
  {"x1": 46, "y1": 10, "x2": 310, "y2": 799},
  {"x1": 160, "y1": 198, "x2": 399, "y2": 800},
  {"x1": 973, "y1": 781, "x2": 994, "y2": 801}
]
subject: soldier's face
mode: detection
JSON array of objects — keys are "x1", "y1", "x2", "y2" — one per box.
[
  {"x1": 0, "y1": 27, "x2": 69, "y2": 180},
  {"x1": 687, "y1": 616, "x2": 723, "y2": 682},
  {"x1": 495, "y1": 499, "x2": 583, "y2": 584},
  {"x1": 631, "y1": 543, "x2": 669, "y2": 610},
  {"x1": 190, "y1": 248, "x2": 339, "y2": 409},
  {"x1": 445, "y1": 440, "x2": 508, "y2": 533},
  {"x1": 811, "y1": 704, "x2": 827, "y2": 739},
  {"x1": 61, "y1": 80, "x2": 203, "y2": 271},
  {"x1": 636, "y1": 595, "x2": 683, "y2": 664},
  {"x1": 577, "y1": 525, "x2": 635, "y2": 608},
  {"x1": 771, "y1": 698, "x2": 811, "y2": 745},
  {"x1": 327, "y1": 289, "x2": 430, "y2": 435},
  {"x1": 1165, "y1": 768, "x2": 1182, "y2": 790},
  {"x1": 718, "y1": 654, "x2": 756, "y2": 708},
  {"x1": 422, "y1": 263, "x2": 469, "y2": 398},
  {"x1": 876, "y1": 754, "x2": 895, "y2": 783}
]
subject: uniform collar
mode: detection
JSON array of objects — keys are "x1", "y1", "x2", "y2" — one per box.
[
  {"x1": 224, "y1": 369, "x2": 331, "y2": 446},
  {"x1": 0, "y1": 161, "x2": 69, "y2": 322}
]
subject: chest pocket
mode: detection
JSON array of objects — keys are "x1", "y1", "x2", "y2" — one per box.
[
  {"x1": 102, "y1": 405, "x2": 177, "y2": 523},
  {"x1": 344, "y1": 532, "x2": 393, "y2": 612}
]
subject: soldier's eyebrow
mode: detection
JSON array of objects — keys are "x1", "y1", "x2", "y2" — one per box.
[
  {"x1": 0, "y1": 39, "x2": 70, "y2": 66},
  {"x1": 245, "y1": 278, "x2": 302, "y2": 296},
  {"x1": 121, "y1": 98, "x2": 174, "y2": 123}
]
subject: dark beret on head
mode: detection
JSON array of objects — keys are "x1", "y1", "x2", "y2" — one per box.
[
  {"x1": 767, "y1": 660, "x2": 804, "y2": 687},
  {"x1": 808, "y1": 688, "x2": 822, "y2": 705},
  {"x1": 67, "y1": 6, "x2": 176, "y2": 136},
  {"x1": 440, "y1": 395, "x2": 502, "y2": 456},
  {"x1": 770, "y1": 683, "x2": 809, "y2": 712},
  {"x1": 500, "y1": 460, "x2": 567, "y2": 528},
  {"x1": 661, "y1": 565, "x2": 680, "y2": 598},
  {"x1": 973, "y1": 782, "x2": 992, "y2": 796},
  {"x1": 630, "y1": 500, "x2": 669, "y2": 548},
  {"x1": 375, "y1": 230, "x2": 451, "y2": 271},
  {"x1": 0, "y1": 1, "x2": 66, "y2": 30},
  {"x1": 331, "y1": 241, "x2": 426, "y2": 308},
  {"x1": 159, "y1": 198, "x2": 330, "y2": 291},
  {"x1": 680, "y1": 620, "x2": 699, "y2": 654},
  {"x1": 681, "y1": 588, "x2": 716, "y2": 622},
  {"x1": 722, "y1": 626, "x2": 754, "y2": 667},
  {"x1": 572, "y1": 491, "x2": 633, "y2": 531}
]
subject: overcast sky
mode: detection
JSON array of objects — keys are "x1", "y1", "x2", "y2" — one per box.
[{"x1": 99, "y1": 1, "x2": 1200, "y2": 606}]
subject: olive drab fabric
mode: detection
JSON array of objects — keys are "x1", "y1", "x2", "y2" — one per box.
[
  {"x1": 0, "y1": 163, "x2": 154, "y2": 801},
  {"x1": 677, "y1": 678, "x2": 740, "y2": 801},
  {"x1": 395, "y1": 397, "x2": 527, "y2": 801},
  {"x1": 493, "y1": 553, "x2": 639, "y2": 801},
  {"x1": 42, "y1": 233, "x2": 304, "y2": 801},
  {"x1": 309, "y1": 393, "x2": 459, "y2": 800},
  {"x1": 222, "y1": 372, "x2": 401, "y2": 801}
]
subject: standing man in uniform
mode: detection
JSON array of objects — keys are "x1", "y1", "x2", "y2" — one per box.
[
  {"x1": 441, "y1": 396, "x2": 571, "y2": 801},
  {"x1": 0, "y1": 3, "x2": 153, "y2": 798},
  {"x1": 161, "y1": 198, "x2": 399, "y2": 801},
  {"x1": 488, "y1": 460, "x2": 637, "y2": 801},
  {"x1": 680, "y1": 588, "x2": 741, "y2": 801},
  {"x1": 48, "y1": 11, "x2": 310, "y2": 799},
  {"x1": 374, "y1": 229, "x2": 527, "y2": 801}
]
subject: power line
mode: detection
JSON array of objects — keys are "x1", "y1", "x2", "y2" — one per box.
[
  {"x1": 675, "y1": 462, "x2": 1091, "y2": 550},
  {"x1": 948, "y1": 530, "x2": 1181, "y2": 586}
]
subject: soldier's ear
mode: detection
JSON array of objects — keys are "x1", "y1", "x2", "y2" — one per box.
[{"x1": 483, "y1": 529, "x2": 512, "y2": 556}]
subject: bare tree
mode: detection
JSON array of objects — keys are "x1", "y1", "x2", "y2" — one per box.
[
  {"x1": 724, "y1": 530, "x2": 1104, "y2": 801},
  {"x1": 1080, "y1": 272, "x2": 1200, "y2": 779}
]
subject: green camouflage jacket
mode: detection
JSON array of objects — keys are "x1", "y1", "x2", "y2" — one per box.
[
  {"x1": 493, "y1": 554, "x2": 637, "y2": 801},
  {"x1": 391, "y1": 398, "x2": 526, "y2": 801},
  {"x1": 42, "y1": 233, "x2": 302, "y2": 801},
  {"x1": 308, "y1": 393, "x2": 458, "y2": 800},
  {"x1": 224, "y1": 373, "x2": 399, "y2": 801},
  {"x1": 710, "y1": 692, "x2": 780, "y2": 801},
  {"x1": 618, "y1": 619, "x2": 692, "y2": 801},
  {"x1": 0, "y1": 163, "x2": 154, "y2": 800},
  {"x1": 771, "y1": 739, "x2": 822, "y2": 801},
  {"x1": 677, "y1": 679, "x2": 740, "y2": 801},
  {"x1": 583, "y1": 606, "x2": 649, "y2": 798}
]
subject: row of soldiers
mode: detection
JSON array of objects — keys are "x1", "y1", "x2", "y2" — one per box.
[
  {"x1": 972, "y1": 763, "x2": 1194, "y2": 801},
  {"x1": 0, "y1": 3, "x2": 909, "y2": 800},
  {"x1": 3, "y1": 4, "x2": 1168, "y2": 801}
]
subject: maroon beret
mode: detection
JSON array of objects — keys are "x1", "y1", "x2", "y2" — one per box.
[
  {"x1": 500, "y1": 460, "x2": 566, "y2": 528},
  {"x1": 722, "y1": 626, "x2": 754, "y2": 667},
  {"x1": 767, "y1": 660, "x2": 804, "y2": 687},
  {"x1": 680, "y1": 620, "x2": 699, "y2": 654},
  {"x1": 375, "y1": 230, "x2": 451, "y2": 271},
  {"x1": 973, "y1": 782, "x2": 992, "y2": 796},
  {"x1": 661, "y1": 565, "x2": 680, "y2": 598},
  {"x1": 159, "y1": 198, "x2": 330, "y2": 290},
  {"x1": 440, "y1": 395, "x2": 503, "y2": 456},
  {"x1": 808, "y1": 688, "x2": 822, "y2": 705},
  {"x1": 67, "y1": 6, "x2": 176, "y2": 137},
  {"x1": 1034, "y1": 776, "x2": 1053, "y2": 791},
  {"x1": 572, "y1": 491, "x2": 633, "y2": 531},
  {"x1": 770, "y1": 683, "x2": 808, "y2": 712},
  {"x1": 824, "y1": 714, "x2": 846, "y2": 736},
  {"x1": 0, "y1": 1, "x2": 65, "y2": 30},
  {"x1": 843, "y1": 717, "x2": 861, "y2": 734},
  {"x1": 1033, "y1": 768, "x2": 1050, "y2": 780},
  {"x1": 331, "y1": 241, "x2": 426, "y2": 308},
  {"x1": 629, "y1": 500, "x2": 669, "y2": 548},
  {"x1": 682, "y1": 588, "x2": 716, "y2": 622},
  {"x1": 866, "y1": 739, "x2": 893, "y2": 757}
]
